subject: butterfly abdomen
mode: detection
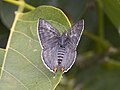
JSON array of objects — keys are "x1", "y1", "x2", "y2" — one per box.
[{"x1": 57, "y1": 47, "x2": 65, "y2": 65}]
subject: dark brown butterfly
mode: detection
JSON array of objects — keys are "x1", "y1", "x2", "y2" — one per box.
[{"x1": 37, "y1": 18, "x2": 84, "y2": 73}]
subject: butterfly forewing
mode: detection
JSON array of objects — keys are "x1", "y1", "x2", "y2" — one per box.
[
  {"x1": 37, "y1": 19, "x2": 60, "y2": 49},
  {"x1": 67, "y1": 20, "x2": 84, "y2": 49}
]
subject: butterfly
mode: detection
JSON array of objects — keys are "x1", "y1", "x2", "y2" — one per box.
[{"x1": 37, "y1": 18, "x2": 84, "y2": 73}]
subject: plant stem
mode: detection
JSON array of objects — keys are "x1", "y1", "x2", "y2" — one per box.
[
  {"x1": 84, "y1": 31, "x2": 110, "y2": 49},
  {"x1": 96, "y1": 0, "x2": 104, "y2": 53},
  {"x1": 105, "y1": 58, "x2": 120, "y2": 67},
  {"x1": 4, "y1": 0, "x2": 35, "y2": 10},
  {"x1": 97, "y1": 0, "x2": 104, "y2": 39}
]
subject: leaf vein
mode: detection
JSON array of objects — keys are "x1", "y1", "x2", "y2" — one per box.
[
  {"x1": 3, "y1": 69, "x2": 29, "y2": 90},
  {"x1": 14, "y1": 31, "x2": 39, "y2": 43},
  {"x1": 9, "y1": 47, "x2": 52, "y2": 89}
]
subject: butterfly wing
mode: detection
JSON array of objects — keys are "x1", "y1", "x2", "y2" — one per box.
[
  {"x1": 61, "y1": 20, "x2": 84, "y2": 72},
  {"x1": 42, "y1": 45, "x2": 58, "y2": 72},
  {"x1": 61, "y1": 47, "x2": 76, "y2": 72},
  {"x1": 67, "y1": 20, "x2": 84, "y2": 49},
  {"x1": 37, "y1": 19, "x2": 84, "y2": 73},
  {"x1": 37, "y1": 19, "x2": 60, "y2": 72},
  {"x1": 37, "y1": 18, "x2": 60, "y2": 49}
]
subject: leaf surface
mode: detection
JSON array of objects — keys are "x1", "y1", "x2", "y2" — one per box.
[
  {"x1": 0, "y1": 49, "x2": 5, "y2": 67},
  {"x1": 101, "y1": 0, "x2": 120, "y2": 29},
  {"x1": 0, "y1": 5, "x2": 71, "y2": 90}
]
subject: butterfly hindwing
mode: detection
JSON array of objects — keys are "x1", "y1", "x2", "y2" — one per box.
[
  {"x1": 61, "y1": 47, "x2": 76, "y2": 72},
  {"x1": 37, "y1": 19, "x2": 60, "y2": 49},
  {"x1": 42, "y1": 45, "x2": 58, "y2": 72}
]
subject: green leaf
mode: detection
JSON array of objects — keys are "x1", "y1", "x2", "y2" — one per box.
[
  {"x1": 0, "y1": 5, "x2": 71, "y2": 90},
  {"x1": 20, "y1": 5, "x2": 71, "y2": 30},
  {"x1": 72, "y1": 56, "x2": 120, "y2": 90},
  {"x1": 0, "y1": 49, "x2": 5, "y2": 67},
  {"x1": 80, "y1": 64, "x2": 120, "y2": 90},
  {"x1": 0, "y1": 48, "x2": 5, "y2": 76},
  {"x1": 101, "y1": 0, "x2": 120, "y2": 29}
]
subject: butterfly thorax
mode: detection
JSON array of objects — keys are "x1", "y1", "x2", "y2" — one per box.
[{"x1": 58, "y1": 33, "x2": 68, "y2": 48}]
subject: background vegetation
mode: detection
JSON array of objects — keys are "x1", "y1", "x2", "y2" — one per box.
[{"x1": 0, "y1": 0, "x2": 120, "y2": 90}]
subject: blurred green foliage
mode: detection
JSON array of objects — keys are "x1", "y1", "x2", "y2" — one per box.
[{"x1": 0, "y1": 0, "x2": 120, "y2": 90}]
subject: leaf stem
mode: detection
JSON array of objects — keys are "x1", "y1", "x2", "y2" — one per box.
[
  {"x1": 53, "y1": 71, "x2": 62, "y2": 90},
  {"x1": 4, "y1": 0, "x2": 35, "y2": 10}
]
